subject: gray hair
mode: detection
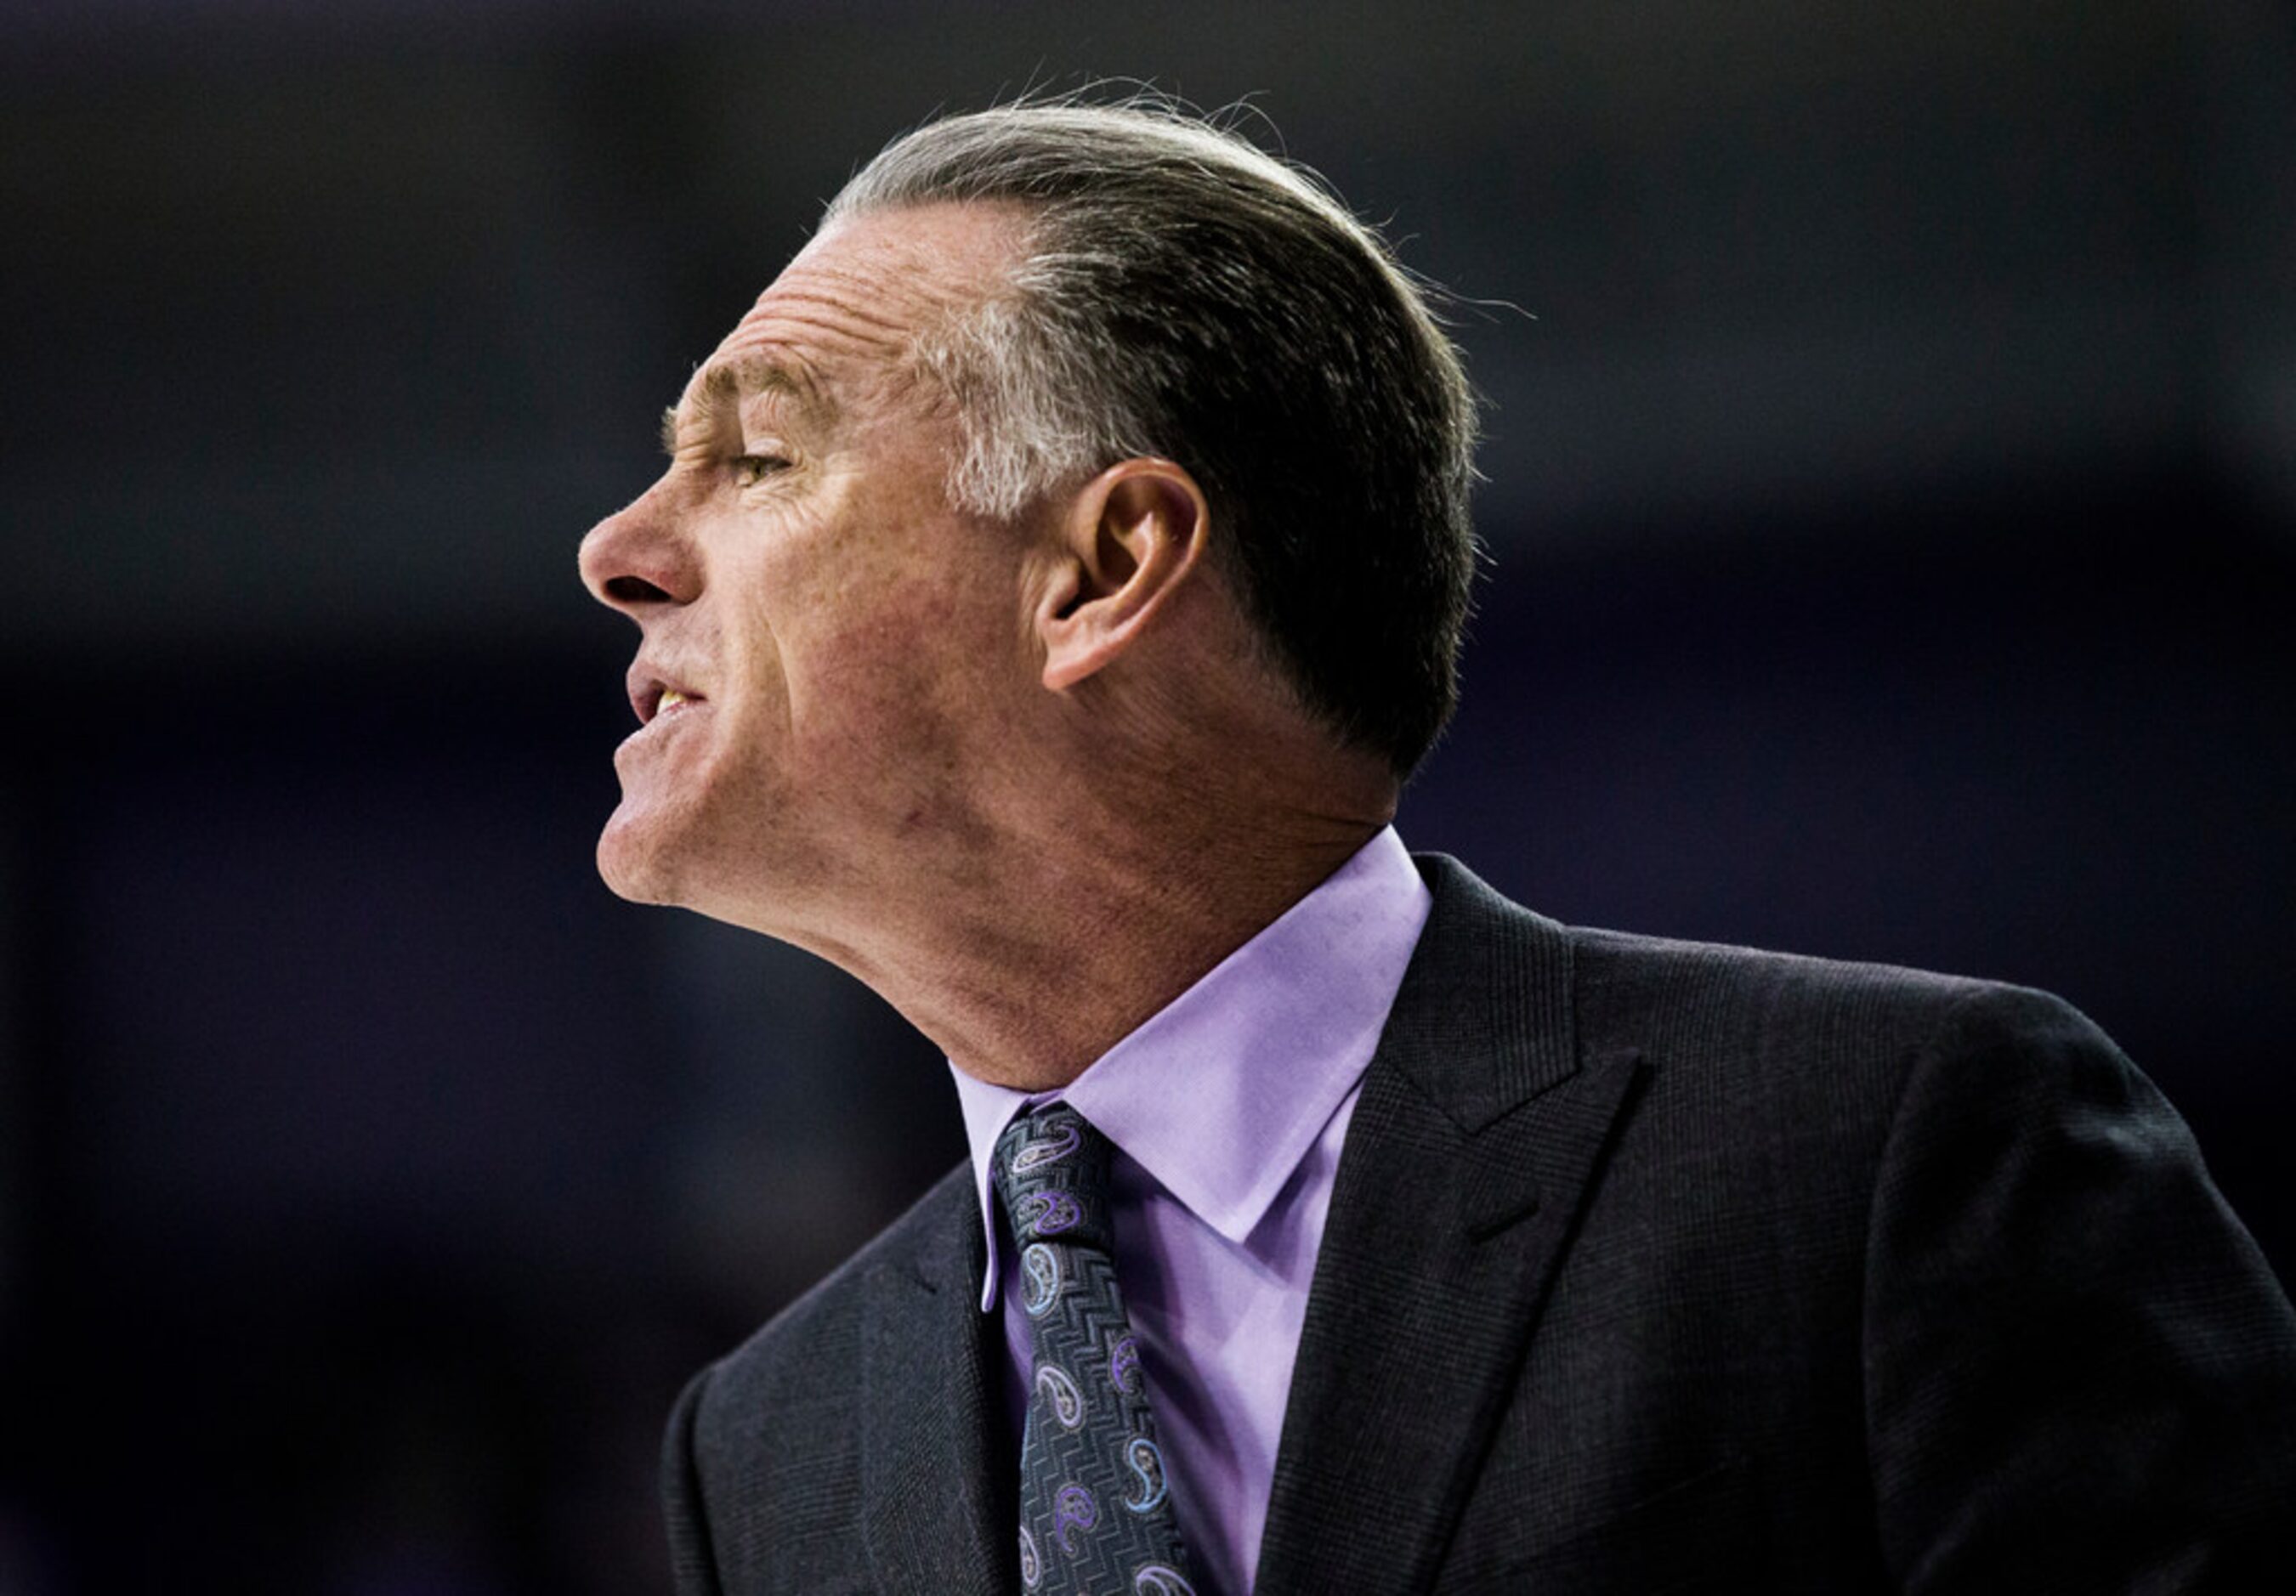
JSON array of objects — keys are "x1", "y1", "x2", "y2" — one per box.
[{"x1": 824, "y1": 97, "x2": 1480, "y2": 777}]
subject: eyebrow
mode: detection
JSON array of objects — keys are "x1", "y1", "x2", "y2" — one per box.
[{"x1": 660, "y1": 354, "x2": 838, "y2": 455}]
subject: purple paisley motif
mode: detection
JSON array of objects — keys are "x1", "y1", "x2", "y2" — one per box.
[
  {"x1": 1019, "y1": 1190, "x2": 1081, "y2": 1237},
  {"x1": 1010, "y1": 1119, "x2": 1081, "y2": 1174},
  {"x1": 1122, "y1": 1436, "x2": 1168, "y2": 1514},
  {"x1": 1021, "y1": 1243, "x2": 1062, "y2": 1316},
  {"x1": 1035, "y1": 1362, "x2": 1086, "y2": 1429},
  {"x1": 1018, "y1": 1526, "x2": 1040, "y2": 1590},
  {"x1": 1108, "y1": 1333, "x2": 1142, "y2": 1395},
  {"x1": 1052, "y1": 1483, "x2": 1098, "y2": 1554},
  {"x1": 1133, "y1": 1565, "x2": 1196, "y2": 1596}
]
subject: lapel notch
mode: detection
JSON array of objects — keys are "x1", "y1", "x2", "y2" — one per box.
[{"x1": 1256, "y1": 857, "x2": 1645, "y2": 1594}]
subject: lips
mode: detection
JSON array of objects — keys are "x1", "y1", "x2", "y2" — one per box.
[{"x1": 626, "y1": 663, "x2": 708, "y2": 726}]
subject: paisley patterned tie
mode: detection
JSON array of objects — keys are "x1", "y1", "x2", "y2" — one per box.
[{"x1": 995, "y1": 1104, "x2": 1199, "y2": 1596}]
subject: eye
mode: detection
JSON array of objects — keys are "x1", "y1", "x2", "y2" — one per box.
[{"x1": 731, "y1": 453, "x2": 791, "y2": 488}]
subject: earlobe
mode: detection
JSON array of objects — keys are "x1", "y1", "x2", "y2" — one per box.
[{"x1": 1037, "y1": 460, "x2": 1208, "y2": 692}]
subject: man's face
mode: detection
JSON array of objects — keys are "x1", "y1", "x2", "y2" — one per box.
[{"x1": 578, "y1": 204, "x2": 1040, "y2": 938}]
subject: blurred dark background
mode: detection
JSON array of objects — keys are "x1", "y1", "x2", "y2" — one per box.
[{"x1": 4, "y1": 1, "x2": 2293, "y2": 1590}]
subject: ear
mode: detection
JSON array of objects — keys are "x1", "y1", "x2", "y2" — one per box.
[{"x1": 1035, "y1": 459, "x2": 1210, "y2": 692}]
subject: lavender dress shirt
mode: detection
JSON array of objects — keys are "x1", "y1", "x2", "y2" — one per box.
[{"x1": 949, "y1": 827, "x2": 1431, "y2": 1596}]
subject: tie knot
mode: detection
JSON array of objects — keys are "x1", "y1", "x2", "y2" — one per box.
[{"x1": 995, "y1": 1103, "x2": 1116, "y2": 1254}]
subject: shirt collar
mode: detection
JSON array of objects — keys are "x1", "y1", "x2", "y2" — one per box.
[{"x1": 949, "y1": 826, "x2": 1431, "y2": 1310}]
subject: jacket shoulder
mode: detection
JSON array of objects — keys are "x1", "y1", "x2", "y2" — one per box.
[
  {"x1": 1570, "y1": 919, "x2": 2075, "y2": 1061},
  {"x1": 1414, "y1": 849, "x2": 2101, "y2": 1106}
]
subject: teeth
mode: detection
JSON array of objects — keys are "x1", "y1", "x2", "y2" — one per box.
[{"x1": 658, "y1": 689, "x2": 688, "y2": 714}]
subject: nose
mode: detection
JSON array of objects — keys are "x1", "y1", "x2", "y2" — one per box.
[{"x1": 579, "y1": 480, "x2": 702, "y2": 617}]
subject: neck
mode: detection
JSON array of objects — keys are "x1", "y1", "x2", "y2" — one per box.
[{"x1": 810, "y1": 755, "x2": 1395, "y2": 1092}]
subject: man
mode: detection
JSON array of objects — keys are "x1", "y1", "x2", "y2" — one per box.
[{"x1": 579, "y1": 99, "x2": 2296, "y2": 1594}]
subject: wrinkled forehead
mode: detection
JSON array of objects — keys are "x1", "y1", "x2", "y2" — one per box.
[{"x1": 682, "y1": 203, "x2": 1028, "y2": 425}]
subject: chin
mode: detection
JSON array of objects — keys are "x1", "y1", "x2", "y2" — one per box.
[{"x1": 595, "y1": 809, "x2": 691, "y2": 907}]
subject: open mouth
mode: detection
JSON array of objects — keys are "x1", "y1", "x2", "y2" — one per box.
[{"x1": 628, "y1": 668, "x2": 709, "y2": 728}]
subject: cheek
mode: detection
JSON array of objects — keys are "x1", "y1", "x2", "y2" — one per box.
[
  {"x1": 812, "y1": 595, "x2": 1012, "y2": 800},
  {"x1": 730, "y1": 483, "x2": 1025, "y2": 770}
]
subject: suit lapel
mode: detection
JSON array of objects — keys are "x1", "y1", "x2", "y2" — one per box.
[
  {"x1": 859, "y1": 1174, "x2": 1012, "y2": 1593},
  {"x1": 1255, "y1": 856, "x2": 1645, "y2": 1594}
]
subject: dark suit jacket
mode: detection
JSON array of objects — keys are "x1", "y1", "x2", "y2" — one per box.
[{"x1": 662, "y1": 856, "x2": 2296, "y2": 1593}]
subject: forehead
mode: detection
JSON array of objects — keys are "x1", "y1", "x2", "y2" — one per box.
[{"x1": 677, "y1": 203, "x2": 1024, "y2": 424}]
